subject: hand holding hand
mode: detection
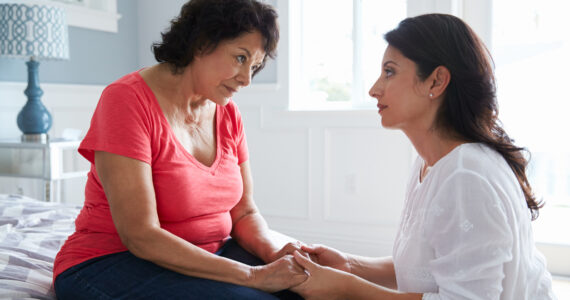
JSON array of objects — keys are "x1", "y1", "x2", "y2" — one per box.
[
  {"x1": 270, "y1": 241, "x2": 310, "y2": 262},
  {"x1": 301, "y1": 244, "x2": 351, "y2": 273},
  {"x1": 291, "y1": 251, "x2": 351, "y2": 300},
  {"x1": 248, "y1": 254, "x2": 308, "y2": 293}
]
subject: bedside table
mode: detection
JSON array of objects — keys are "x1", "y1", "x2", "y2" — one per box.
[{"x1": 0, "y1": 138, "x2": 89, "y2": 202}]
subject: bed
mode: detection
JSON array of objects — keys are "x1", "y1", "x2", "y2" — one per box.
[{"x1": 0, "y1": 194, "x2": 80, "y2": 299}]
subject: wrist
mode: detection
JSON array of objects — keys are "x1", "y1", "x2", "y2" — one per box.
[
  {"x1": 346, "y1": 253, "x2": 356, "y2": 275},
  {"x1": 341, "y1": 272, "x2": 358, "y2": 298},
  {"x1": 234, "y1": 264, "x2": 258, "y2": 288},
  {"x1": 261, "y1": 241, "x2": 283, "y2": 263}
]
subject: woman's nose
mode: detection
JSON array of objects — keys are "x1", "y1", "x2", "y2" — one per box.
[
  {"x1": 368, "y1": 77, "x2": 382, "y2": 99},
  {"x1": 237, "y1": 67, "x2": 252, "y2": 87}
]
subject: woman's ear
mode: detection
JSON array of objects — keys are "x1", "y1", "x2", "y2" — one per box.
[{"x1": 427, "y1": 66, "x2": 450, "y2": 99}]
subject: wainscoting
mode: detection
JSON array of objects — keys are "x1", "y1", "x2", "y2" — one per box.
[
  {"x1": 3, "y1": 81, "x2": 567, "y2": 284},
  {"x1": 0, "y1": 81, "x2": 413, "y2": 257}
]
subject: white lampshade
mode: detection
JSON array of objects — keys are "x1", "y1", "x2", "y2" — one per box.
[{"x1": 0, "y1": 1, "x2": 69, "y2": 60}]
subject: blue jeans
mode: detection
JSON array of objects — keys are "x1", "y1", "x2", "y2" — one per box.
[{"x1": 54, "y1": 239, "x2": 303, "y2": 299}]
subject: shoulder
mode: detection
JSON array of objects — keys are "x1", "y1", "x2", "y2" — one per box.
[
  {"x1": 455, "y1": 143, "x2": 506, "y2": 170},
  {"x1": 428, "y1": 143, "x2": 522, "y2": 213},
  {"x1": 439, "y1": 143, "x2": 514, "y2": 184},
  {"x1": 102, "y1": 72, "x2": 149, "y2": 100},
  {"x1": 97, "y1": 72, "x2": 155, "y2": 113},
  {"x1": 88, "y1": 71, "x2": 160, "y2": 134}
]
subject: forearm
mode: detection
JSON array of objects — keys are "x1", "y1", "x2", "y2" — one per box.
[
  {"x1": 348, "y1": 255, "x2": 398, "y2": 289},
  {"x1": 345, "y1": 274, "x2": 422, "y2": 300},
  {"x1": 125, "y1": 226, "x2": 252, "y2": 287},
  {"x1": 231, "y1": 212, "x2": 291, "y2": 263}
]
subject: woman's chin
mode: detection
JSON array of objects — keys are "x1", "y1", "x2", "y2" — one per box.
[
  {"x1": 380, "y1": 119, "x2": 398, "y2": 130},
  {"x1": 209, "y1": 96, "x2": 231, "y2": 106}
]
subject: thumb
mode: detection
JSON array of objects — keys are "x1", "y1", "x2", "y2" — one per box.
[
  {"x1": 294, "y1": 250, "x2": 317, "y2": 272},
  {"x1": 301, "y1": 244, "x2": 319, "y2": 254}
]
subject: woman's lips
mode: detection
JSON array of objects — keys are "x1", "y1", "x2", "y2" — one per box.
[
  {"x1": 377, "y1": 104, "x2": 388, "y2": 113},
  {"x1": 224, "y1": 85, "x2": 237, "y2": 95}
]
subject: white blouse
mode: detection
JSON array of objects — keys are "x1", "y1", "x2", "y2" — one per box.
[{"x1": 392, "y1": 143, "x2": 556, "y2": 300}]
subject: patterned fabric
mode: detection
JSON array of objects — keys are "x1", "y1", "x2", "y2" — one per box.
[
  {"x1": 0, "y1": 194, "x2": 79, "y2": 299},
  {"x1": 393, "y1": 143, "x2": 556, "y2": 300},
  {"x1": 0, "y1": 3, "x2": 69, "y2": 60}
]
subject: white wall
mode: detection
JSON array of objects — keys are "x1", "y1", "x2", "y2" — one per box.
[
  {"x1": 0, "y1": 0, "x2": 417, "y2": 257},
  {"x1": 235, "y1": 96, "x2": 414, "y2": 256}
]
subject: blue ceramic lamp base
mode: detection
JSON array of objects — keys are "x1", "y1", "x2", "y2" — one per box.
[{"x1": 17, "y1": 59, "x2": 52, "y2": 143}]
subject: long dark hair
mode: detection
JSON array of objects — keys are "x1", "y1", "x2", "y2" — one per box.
[
  {"x1": 385, "y1": 14, "x2": 542, "y2": 220},
  {"x1": 152, "y1": 0, "x2": 279, "y2": 76}
]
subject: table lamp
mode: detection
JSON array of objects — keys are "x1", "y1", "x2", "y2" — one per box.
[{"x1": 0, "y1": 1, "x2": 70, "y2": 143}]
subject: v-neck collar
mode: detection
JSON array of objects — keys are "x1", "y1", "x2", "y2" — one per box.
[
  {"x1": 136, "y1": 71, "x2": 223, "y2": 173},
  {"x1": 417, "y1": 143, "x2": 471, "y2": 185}
]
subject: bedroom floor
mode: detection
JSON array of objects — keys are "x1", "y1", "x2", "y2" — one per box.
[{"x1": 553, "y1": 277, "x2": 570, "y2": 298}]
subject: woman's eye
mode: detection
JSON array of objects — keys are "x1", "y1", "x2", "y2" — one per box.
[
  {"x1": 237, "y1": 55, "x2": 246, "y2": 64},
  {"x1": 384, "y1": 68, "x2": 394, "y2": 77},
  {"x1": 251, "y1": 64, "x2": 261, "y2": 71}
]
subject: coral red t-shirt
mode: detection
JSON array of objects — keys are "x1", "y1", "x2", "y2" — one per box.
[{"x1": 53, "y1": 71, "x2": 249, "y2": 280}]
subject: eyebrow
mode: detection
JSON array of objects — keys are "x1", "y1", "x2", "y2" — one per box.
[
  {"x1": 239, "y1": 47, "x2": 265, "y2": 65},
  {"x1": 383, "y1": 60, "x2": 399, "y2": 67},
  {"x1": 239, "y1": 47, "x2": 252, "y2": 58}
]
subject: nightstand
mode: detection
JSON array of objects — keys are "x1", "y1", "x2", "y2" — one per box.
[{"x1": 0, "y1": 138, "x2": 89, "y2": 202}]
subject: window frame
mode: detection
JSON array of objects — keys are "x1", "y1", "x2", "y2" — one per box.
[
  {"x1": 48, "y1": 0, "x2": 121, "y2": 33},
  {"x1": 283, "y1": 0, "x2": 569, "y2": 276},
  {"x1": 488, "y1": 0, "x2": 570, "y2": 276},
  {"x1": 288, "y1": 0, "x2": 385, "y2": 110},
  {"x1": 287, "y1": 0, "x2": 492, "y2": 111}
]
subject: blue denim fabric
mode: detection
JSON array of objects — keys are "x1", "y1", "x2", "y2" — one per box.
[{"x1": 54, "y1": 239, "x2": 303, "y2": 299}]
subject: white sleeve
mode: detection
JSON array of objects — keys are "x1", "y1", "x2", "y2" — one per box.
[{"x1": 422, "y1": 171, "x2": 514, "y2": 300}]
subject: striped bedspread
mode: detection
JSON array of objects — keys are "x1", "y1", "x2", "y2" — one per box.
[{"x1": 0, "y1": 194, "x2": 79, "y2": 299}]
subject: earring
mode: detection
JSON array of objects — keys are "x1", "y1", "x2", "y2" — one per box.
[{"x1": 429, "y1": 93, "x2": 433, "y2": 98}]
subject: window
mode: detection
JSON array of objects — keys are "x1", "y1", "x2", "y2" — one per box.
[
  {"x1": 492, "y1": 0, "x2": 570, "y2": 274},
  {"x1": 289, "y1": 0, "x2": 406, "y2": 110}
]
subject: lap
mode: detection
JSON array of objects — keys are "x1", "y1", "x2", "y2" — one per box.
[{"x1": 55, "y1": 240, "x2": 302, "y2": 300}]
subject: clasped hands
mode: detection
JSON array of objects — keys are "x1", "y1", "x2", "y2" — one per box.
[{"x1": 254, "y1": 241, "x2": 353, "y2": 300}]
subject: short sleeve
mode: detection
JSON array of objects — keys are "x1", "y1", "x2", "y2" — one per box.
[
  {"x1": 78, "y1": 83, "x2": 152, "y2": 164},
  {"x1": 229, "y1": 101, "x2": 249, "y2": 165},
  {"x1": 422, "y1": 171, "x2": 514, "y2": 300}
]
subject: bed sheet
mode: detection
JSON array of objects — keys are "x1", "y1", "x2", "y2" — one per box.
[{"x1": 0, "y1": 194, "x2": 79, "y2": 299}]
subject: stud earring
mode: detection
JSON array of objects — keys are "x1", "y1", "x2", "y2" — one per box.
[{"x1": 429, "y1": 93, "x2": 433, "y2": 98}]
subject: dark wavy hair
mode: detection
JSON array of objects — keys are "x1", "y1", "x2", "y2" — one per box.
[
  {"x1": 152, "y1": 0, "x2": 279, "y2": 76},
  {"x1": 385, "y1": 14, "x2": 542, "y2": 220}
]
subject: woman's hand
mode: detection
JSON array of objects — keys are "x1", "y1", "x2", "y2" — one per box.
[
  {"x1": 249, "y1": 254, "x2": 308, "y2": 292},
  {"x1": 301, "y1": 244, "x2": 351, "y2": 273},
  {"x1": 291, "y1": 251, "x2": 352, "y2": 300},
  {"x1": 270, "y1": 241, "x2": 310, "y2": 262}
]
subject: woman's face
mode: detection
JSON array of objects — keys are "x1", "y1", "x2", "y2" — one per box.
[
  {"x1": 190, "y1": 31, "x2": 266, "y2": 105},
  {"x1": 368, "y1": 46, "x2": 434, "y2": 132}
]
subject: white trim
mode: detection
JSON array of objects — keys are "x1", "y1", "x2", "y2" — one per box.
[
  {"x1": 48, "y1": 0, "x2": 122, "y2": 33},
  {"x1": 0, "y1": 81, "x2": 103, "y2": 140},
  {"x1": 0, "y1": 81, "x2": 104, "y2": 108},
  {"x1": 351, "y1": 0, "x2": 365, "y2": 108},
  {"x1": 65, "y1": 3, "x2": 121, "y2": 33}
]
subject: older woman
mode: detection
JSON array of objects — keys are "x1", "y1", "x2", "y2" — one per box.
[
  {"x1": 290, "y1": 14, "x2": 556, "y2": 300},
  {"x1": 53, "y1": 0, "x2": 306, "y2": 299}
]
